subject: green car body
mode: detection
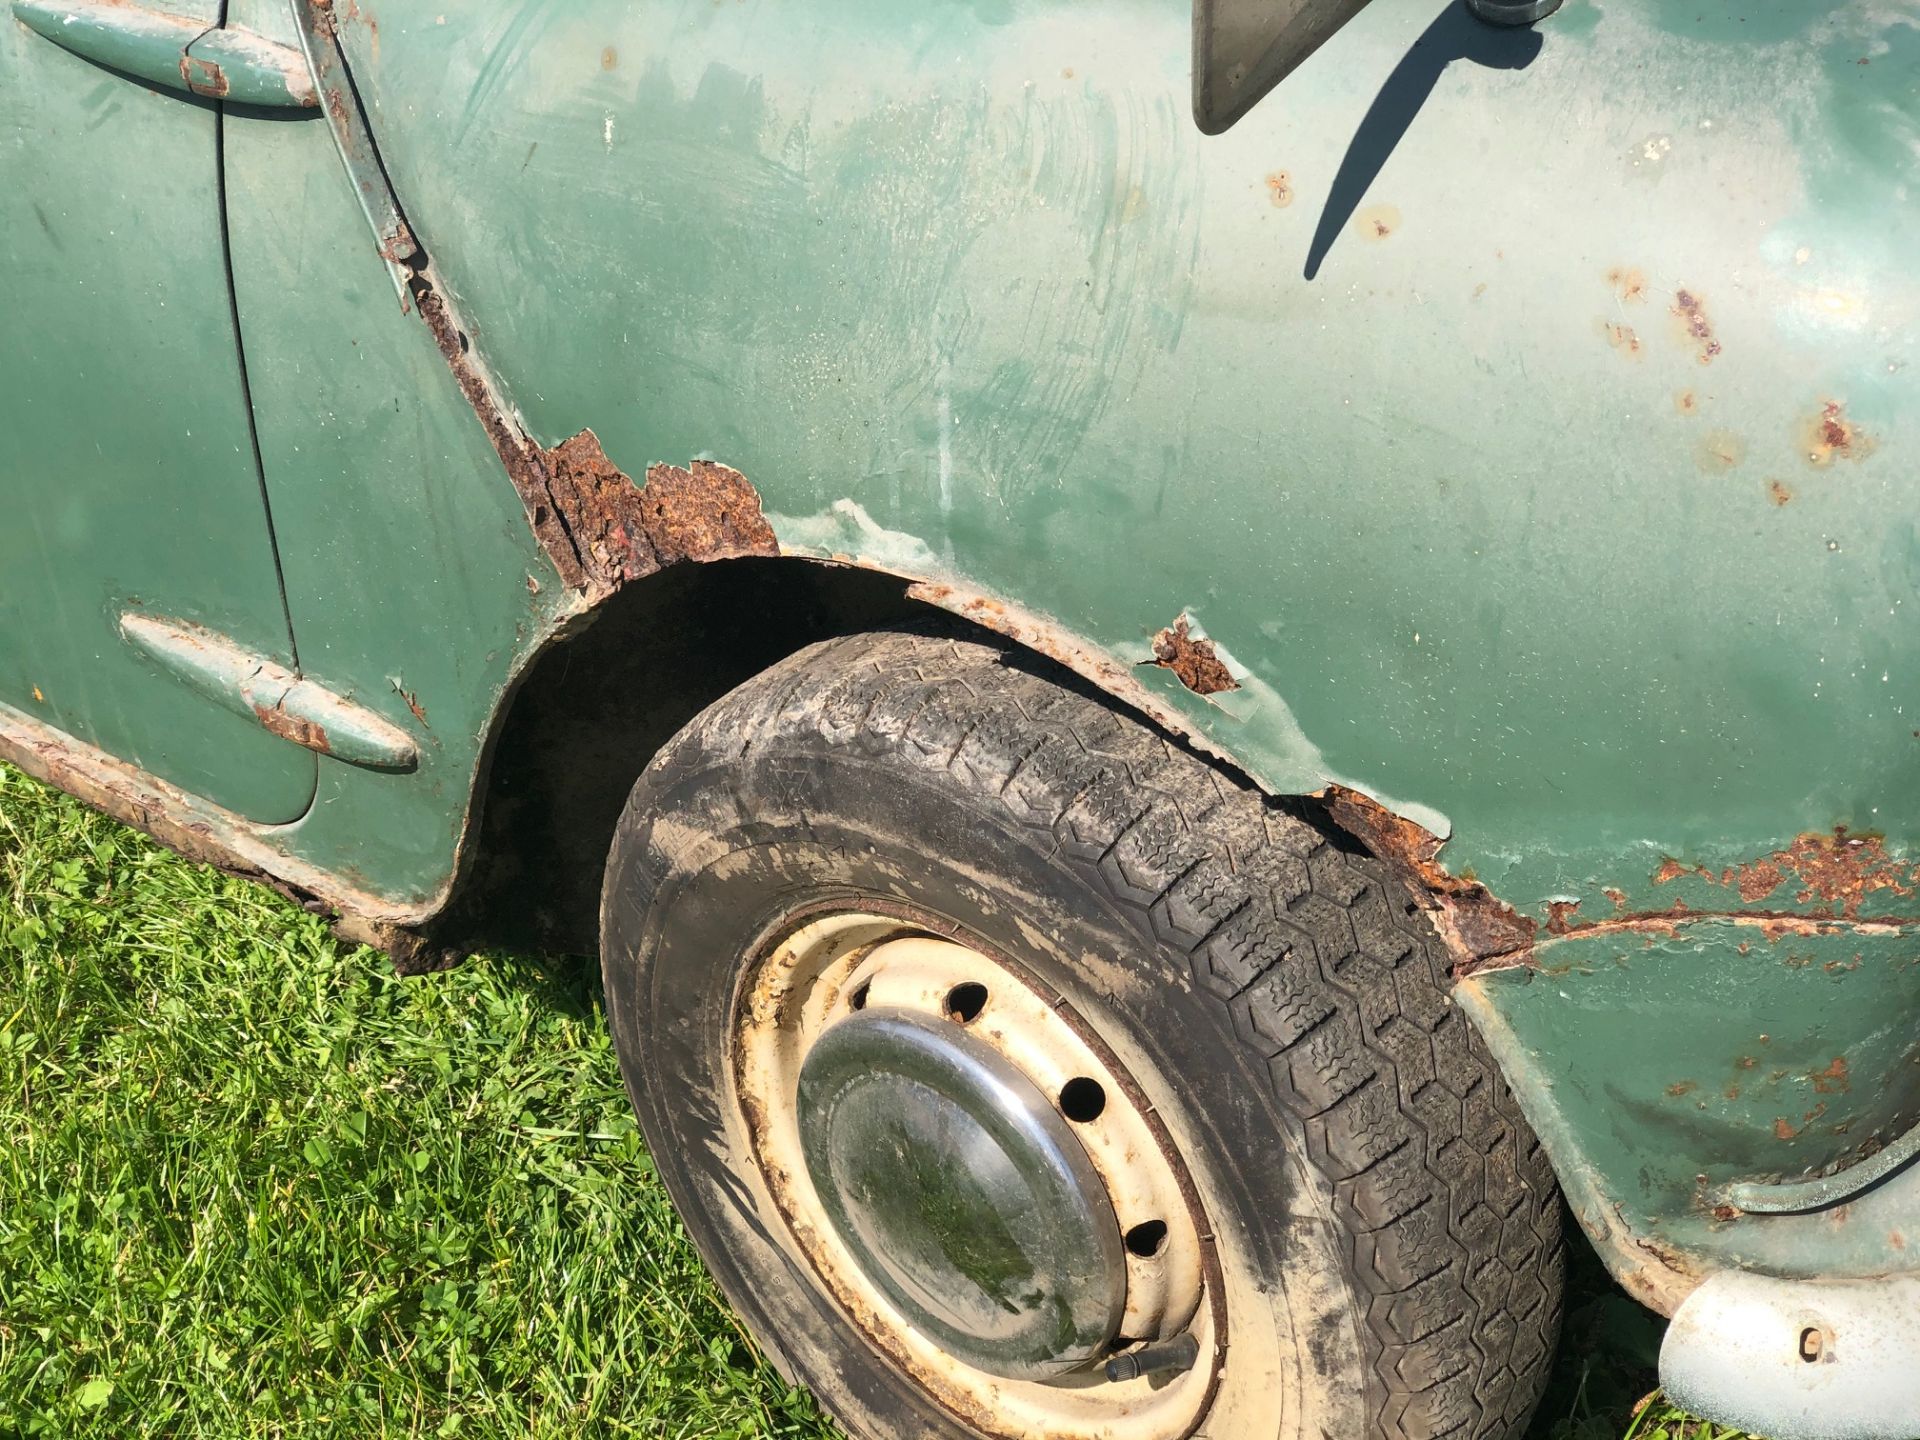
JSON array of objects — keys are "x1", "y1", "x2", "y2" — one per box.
[{"x1": 4, "y1": 0, "x2": 1916, "y2": 1419}]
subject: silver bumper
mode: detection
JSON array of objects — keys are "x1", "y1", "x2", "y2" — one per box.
[{"x1": 1660, "y1": 1271, "x2": 1920, "y2": 1440}]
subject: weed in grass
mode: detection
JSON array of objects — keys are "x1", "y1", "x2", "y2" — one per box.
[{"x1": 0, "y1": 762, "x2": 1757, "y2": 1439}]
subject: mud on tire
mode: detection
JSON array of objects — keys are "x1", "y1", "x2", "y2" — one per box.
[{"x1": 600, "y1": 627, "x2": 1564, "y2": 1440}]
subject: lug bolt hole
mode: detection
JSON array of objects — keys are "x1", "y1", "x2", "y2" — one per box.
[
  {"x1": 1124, "y1": 1220, "x2": 1169, "y2": 1258},
  {"x1": 946, "y1": 982, "x2": 989, "y2": 1023},
  {"x1": 848, "y1": 982, "x2": 871, "y2": 1012},
  {"x1": 1059, "y1": 1077, "x2": 1106, "y2": 1122},
  {"x1": 1799, "y1": 1326, "x2": 1824, "y2": 1363}
]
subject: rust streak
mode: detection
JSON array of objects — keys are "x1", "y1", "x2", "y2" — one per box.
[
  {"x1": 1147, "y1": 617, "x2": 1238, "y2": 696},
  {"x1": 1320, "y1": 785, "x2": 1537, "y2": 973}
]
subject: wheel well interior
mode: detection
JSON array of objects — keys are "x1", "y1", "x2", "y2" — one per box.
[{"x1": 433, "y1": 558, "x2": 928, "y2": 958}]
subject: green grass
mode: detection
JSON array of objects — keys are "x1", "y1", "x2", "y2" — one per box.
[{"x1": 0, "y1": 761, "x2": 1754, "y2": 1439}]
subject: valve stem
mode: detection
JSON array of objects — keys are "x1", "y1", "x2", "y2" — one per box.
[{"x1": 1103, "y1": 1333, "x2": 1200, "y2": 1383}]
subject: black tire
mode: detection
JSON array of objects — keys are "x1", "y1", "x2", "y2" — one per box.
[{"x1": 600, "y1": 627, "x2": 1564, "y2": 1440}]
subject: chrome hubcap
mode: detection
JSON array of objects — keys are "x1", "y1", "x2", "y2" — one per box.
[{"x1": 796, "y1": 1007, "x2": 1127, "y2": 1379}]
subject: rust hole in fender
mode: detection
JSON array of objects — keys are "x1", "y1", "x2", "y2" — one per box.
[
  {"x1": 1147, "y1": 617, "x2": 1238, "y2": 696},
  {"x1": 541, "y1": 432, "x2": 779, "y2": 586},
  {"x1": 1319, "y1": 785, "x2": 1537, "y2": 974}
]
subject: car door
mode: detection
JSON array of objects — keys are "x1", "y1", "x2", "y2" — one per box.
[{"x1": 0, "y1": 0, "x2": 314, "y2": 822}]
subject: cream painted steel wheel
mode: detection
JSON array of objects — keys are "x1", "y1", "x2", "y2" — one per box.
[{"x1": 733, "y1": 912, "x2": 1220, "y2": 1437}]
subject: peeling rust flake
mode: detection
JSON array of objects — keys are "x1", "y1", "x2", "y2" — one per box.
[
  {"x1": 540, "y1": 432, "x2": 779, "y2": 586},
  {"x1": 1148, "y1": 617, "x2": 1238, "y2": 696},
  {"x1": 1321, "y1": 784, "x2": 1537, "y2": 972}
]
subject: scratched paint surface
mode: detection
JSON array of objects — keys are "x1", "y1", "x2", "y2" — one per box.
[
  {"x1": 0, "y1": 0, "x2": 316, "y2": 822},
  {"x1": 338, "y1": 0, "x2": 1919, "y2": 1285}
]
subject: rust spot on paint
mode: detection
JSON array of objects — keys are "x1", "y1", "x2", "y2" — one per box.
[
  {"x1": 601, "y1": 45, "x2": 618, "y2": 69},
  {"x1": 1774, "y1": 1115, "x2": 1801, "y2": 1141},
  {"x1": 30, "y1": 686, "x2": 43, "y2": 704},
  {"x1": 1674, "y1": 389, "x2": 1698, "y2": 416},
  {"x1": 1768, "y1": 478, "x2": 1793, "y2": 506},
  {"x1": 1671, "y1": 289, "x2": 1721, "y2": 364},
  {"x1": 1800, "y1": 399, "x2": 1874, "y2": 467},
  {"x1": 1603, "y1": 887, "x2": 1628, "y2": 910},
  {"x1": 392, "y1": 683, "x2": 428, "y2": 726},
  {"x1": 180, "y1": 54, "x2": 229, "y2": 98},
  {"x1": 1811, "y1": 1056, "x2": 1852, "y2": 1094},
  {"x1": 1694, "y1": 428, "x2": 1746, "y2": 472},
  {"x1": 1653, "y1": 857, "x2": 1696, "y2": 885},
  {"x1": 1148, "y1": 618, "x2": 1237, "y2": 696},
  {"x1": 1355, "y1": 203, "x2": 1400, "y2": 240},
  {"x1": 1264, "y1": 171, "x2": 1294, "y2": 208},
  {"x1": 254, "y1": 704, "x2": 331, "y2": 755},
  {"x1": 1320, "y1": 785, "x2": 1538, "y2": 972},
  {"x1": 1546, "y1": 900, "x2": 1582, "y2": 934},
  {"x1": 1715, "y1": 830, "x2": 1919, "y2": 918},
  {"x1": 1607, "y1": 266, "x2": 1648, "y2": 302},
  {"x1": 1605, "y1": 322, "x2": 1643, "y2": 359},
  {"x1": 1667, "y1": 1081, "x2": 1698, "y2": 1098}
]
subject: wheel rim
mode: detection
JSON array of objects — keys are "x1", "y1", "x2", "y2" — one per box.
[{"x1": 732, "y1": 907, "x2": 1223, "y2": 1439}]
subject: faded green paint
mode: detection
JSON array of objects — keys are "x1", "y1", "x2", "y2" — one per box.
[
  {"x1": 0, "y1": 0, "x2": 314, "y2": 822},
  {"x1": 9, "y1": 0, "x2": 209, "y2": 95},
  {"x1": 331, "y1": 0, "x2": 1920, "y2": 1290},
  {"x1": 183, "y1": 22, "x2": 319, "y2": 108},
  {"x1": 217, "y1": 0, "x2": 571, "y2": 908}
]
